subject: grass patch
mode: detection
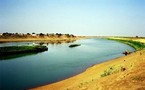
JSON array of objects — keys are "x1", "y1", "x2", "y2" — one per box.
[
  {"x1": 100, "y1": 66, "x2": 126, "y2": 77},
  {"x1": 107, "y1": 38, "x2": 145, "y2": 50},
  {"x1": 101, "y1": 66, "x2": 114, "y2": 77},
  {"x1": 0, "y1": 45, "x2": 48, "y2": 57}
]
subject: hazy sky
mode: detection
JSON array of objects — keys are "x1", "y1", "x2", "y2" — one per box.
[{"x1": 0, "y1": 0, "x2": 145, "y2": 36}]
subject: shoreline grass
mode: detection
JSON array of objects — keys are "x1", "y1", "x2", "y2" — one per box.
[
  {"x1": 0, "y1": 45, "x2": 48, "y2": 57},
  {"x1": 107, "y1": 38, "x2": 145, "y2": 50}
]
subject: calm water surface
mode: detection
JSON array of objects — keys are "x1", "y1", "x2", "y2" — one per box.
[{"x1": 0, "y1": 39, "x2": 135, "y2": 90}]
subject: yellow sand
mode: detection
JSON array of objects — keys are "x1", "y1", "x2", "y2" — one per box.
[{"x1": 0, "y1": 37, "x2": 80, "y2": 42}]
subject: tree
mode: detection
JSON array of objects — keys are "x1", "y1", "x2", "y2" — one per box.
[
  {"x1": 2, "y1": 32, "x2": 9, "y2": 36},
  {"x1": 39, "y1": 33, "x2": 45, "y2": 37},
  {"x1": 32, "y1": 32, "x2": 35, "y2": 34},
  {"x1": 27, "y1": 33, "x2": 31, "y2": 35},
  {"x1": 56, "y1": 33, "x2": 62, "y2": 37},
  {"x1": 136, "y1": 36, "x2": 139, "y2": 38}
]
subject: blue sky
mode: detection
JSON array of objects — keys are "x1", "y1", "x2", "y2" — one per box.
[{"x1": 0, "y1": 0, "x2": 145, "y2": 36}]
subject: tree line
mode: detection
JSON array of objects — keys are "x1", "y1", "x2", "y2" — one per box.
[{"x1": 0, "y1": 32, "x2": 76, "y2": 38}]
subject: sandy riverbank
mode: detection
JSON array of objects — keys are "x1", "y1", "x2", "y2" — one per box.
[
  {"x1": 31, "y1": 38, "x2": 145, "y2": 90},
  {"x1": 0, "y1": 37, "x2": 81, "y2": 42}
]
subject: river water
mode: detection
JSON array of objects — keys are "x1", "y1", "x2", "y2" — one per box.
[{"x1": 0, "y1": 38, "x2": 135, "y2": 90}]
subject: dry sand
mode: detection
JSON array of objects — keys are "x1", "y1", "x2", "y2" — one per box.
[
  {"x1": 31, "y1": 39, "x2": 145, "y2": 90},
  {"x1": 0, "y1": 37, "x2": 80, "y2": 42}
]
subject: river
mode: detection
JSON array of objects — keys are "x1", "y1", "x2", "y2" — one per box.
[{"x1": 0, "y1": 38, "x2": 135, "y2": 90}]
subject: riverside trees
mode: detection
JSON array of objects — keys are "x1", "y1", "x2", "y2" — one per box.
[{"x1": 0, "y1": 32, "x2": 76, "y2": 39}]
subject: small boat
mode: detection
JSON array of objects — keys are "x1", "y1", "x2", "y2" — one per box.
[
  {"x1": 69, "y1": 44, "x2": 81, "y2": 48},
  {"x1": 122, "y1": 50, "x2": 131, "y2": 56}
]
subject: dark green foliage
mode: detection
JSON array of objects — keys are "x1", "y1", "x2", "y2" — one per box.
[
  {"x1": 39, "y1": 33, "x2": 45, "y2": 37},
  {"x1": 69, "y1": 44, "x2": 81, "y2": 48},
  {"x1": 0, "y1": 45, "x2": 48, "y2": 56}
]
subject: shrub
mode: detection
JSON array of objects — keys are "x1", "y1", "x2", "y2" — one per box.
[
  {"x1": 100, "y1": 67, "x2": 113, "y2": 77},
  {"x1": 100, "y1": 66, "x2": 126, "y2": 77}
]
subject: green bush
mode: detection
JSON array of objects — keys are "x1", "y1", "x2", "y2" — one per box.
[{"x1": 100, "y1": 67, "x2": 113, "y2": 77}]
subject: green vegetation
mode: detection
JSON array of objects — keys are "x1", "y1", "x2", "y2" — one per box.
[
  {"x1": 100, "y1": 66, "x2": 114, "y2": 77},
  {"x1": 69, "y1": 44, "x2": 81, "y2": 48},
  {"x1": 0, "y1": 45, "x2": 48, "y2": 56},
  {"x1": 107, "y1": 38, "x2": 145, "y2": 50},
  {"x1": 100, "y1": 66, "x2": 126, "y2": 77}
]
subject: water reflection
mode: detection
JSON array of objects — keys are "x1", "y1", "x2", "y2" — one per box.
[
  {"x1": 34, "y1": 39, "x2": 76, "y2": 46},
  {"x1": 0, "y1": 39, "x2": 76, "y2": 60},
  {"x1": 0, "y1": 39, "x2": 135, "y2": 90},
  {"x1": 0, "y1": 52, "x2": 39, "y2": 60},
  {"x1": 0, "y1": 39, "x2": 77, "y2": 47}
]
